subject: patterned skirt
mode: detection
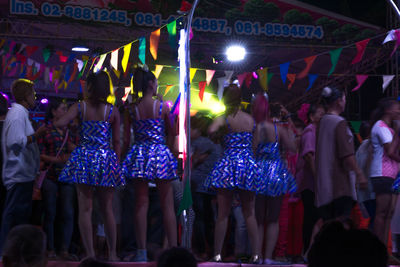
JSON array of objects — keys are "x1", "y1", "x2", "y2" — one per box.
[
  {"x1": 257, "y1": 158, "x2": 297, "y2": 196},
  {"x1": 123, "y1": 143, "x2": 177, "y2": 180},
  {"x1": 204, "y1": 149, "x2": 261, "y2": 192},
  {"x1": 59, "y1": 146, "x2": 124, "y2": 187}
]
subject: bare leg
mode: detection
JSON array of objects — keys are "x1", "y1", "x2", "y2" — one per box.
[
  {"x1": 255, "y1": 195, "x2": 266, "y2": 258},
  {"x1": 374, "y1": 193, "x2": 392, "y2": 244},
  {"x1": 238, "y1": 190, "x2": 260, "y2": 256},
  {"x1": 97, "y1": 187, "x2": 118, "y2": 261},
  {"x1": 214, "y1": 189, "x2": 234, "y2": 256},
  {"x1": 264, "y1": 196, "x2": 283, "y2": 260},
  {"x1": 156, "y1": 180, "x2": 177, "y2": 247},
  {"x1": 76, "y1": 184, "x2": 95, "y2": 258},
  {"x1": 384, "y1": 194, "x2": 398, "y2": 245},
  {"x1": 133, "y1": 180, "x2": 149, "y2": 250}
]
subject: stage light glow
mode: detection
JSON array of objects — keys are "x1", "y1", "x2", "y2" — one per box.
[
  {"x1": 40, "y1": 98, "x2": 49, "y2": 104},
  {"x1": 71, "y1": 46, "x2": 89, "y2": 52},
  {"x1": 225, "y1": 45, "x2": 246, "y2": 62}
]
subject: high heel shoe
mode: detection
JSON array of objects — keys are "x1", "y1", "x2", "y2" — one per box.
[
  {"x1": 249, "y1": 255, "x2": 261, "y2": 264},
  {"x1": 211, "y1": 254, "x2": 222, "y2": 262}
]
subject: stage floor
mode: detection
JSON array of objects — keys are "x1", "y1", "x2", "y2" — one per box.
[{"x1": 34, "y1": 262, "x2": 400, "y2": 267}]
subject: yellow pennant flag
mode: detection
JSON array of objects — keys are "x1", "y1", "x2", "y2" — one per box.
[
  {"x1": 110, "y1": 49, "x2": 119, "y2": 70},
  {"x1": 94, "y1": 54, "x2": 106, "y2": 72},
  {"x1": 130, "y1": 75, "x2": 134, "y2": 94},
  {"x1": 122, "y1": 43, "x2": 132, "y2": 73},
  {"x1": 82, "y1": 55, "x2": 89, "y2": 61},
  {"x1": 113, "y1": 68, "x2": 120, "y2": 78},
  {"x1": 257, "y1": 68, "x2": 268, "y2": 91},
  {"x1": 150, "y1": 29, "x2": 161, "y2": 60},
  {"x1": 153, "y1": 65, "x2": 163, "y2": 79},
  {"x1": 164, "y1": 84, "x2": 173, "y2": 96},
  {"x1": 190, "y1": 68, "x2": 197, "y2": 83},
  {"x1": 0, "y1": 39, "x2": 5, "y2": 49}
]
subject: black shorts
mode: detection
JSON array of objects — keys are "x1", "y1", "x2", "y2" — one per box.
[
  {"x1": 318, "y1": 196, "x2": 355, "y2": 221},
  {"x1": 370, "y1": 177, "x2": 396, "y2": 194}
]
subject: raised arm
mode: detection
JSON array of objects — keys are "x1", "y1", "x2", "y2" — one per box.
[{"x1": 54, "y1": 103, "x2": 79, "y2": 129}]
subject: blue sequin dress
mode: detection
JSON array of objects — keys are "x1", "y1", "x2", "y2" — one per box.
[
  {"x1": 123, "y1": 101, "x2": 177, "y2": 180},
  {"x1": 59, "y1": 103, "x2": 124, "y2": 187},
  {"x1": 256, "y1": 124, "x2": 296, "y2": 196},
  {"x1": 204, "y1": 120, "x2": 261, "y2": 192}
]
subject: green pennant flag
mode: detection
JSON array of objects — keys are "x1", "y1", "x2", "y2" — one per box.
[
  {"x1": 78, "y1": 60, "x2": 88, "y2": 79},
  {"x1": 167, "y1": 20, "x2": 177, "y2": 49},
  {"x1": 350, "y1": 121, "x2": 362, "y2": 134},
  {"x1": 177, "y1": 176, "x2": 193, "y2": 216},
  {"x1": 328, "y1": 48, "x2": 343, "y2": 76},
  {"x1": 267, "y1": 72, "x2": 274, "y2": 84},
  {"x1": 139, "y1": 37, "x2": 146, "y2": 64},
  {"x1": 42, "y1": 48, "x2": 51, "y2": 63}
]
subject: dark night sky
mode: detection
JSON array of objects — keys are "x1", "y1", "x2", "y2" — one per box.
[{"x1": 299, "y1": 0, "x2": 386, "y2": 28}]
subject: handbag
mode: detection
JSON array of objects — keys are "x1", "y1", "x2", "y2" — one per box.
[{"x1": 34, "y1": 129, "x2": 69, "y2": 189}]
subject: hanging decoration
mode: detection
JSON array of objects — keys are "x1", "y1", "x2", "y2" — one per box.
[
  {"x1": 351, "y1": 39, "x2": 370, "y2": 64},
  {"x1": 138, "y1": 37, "x2": 146, "y2": 64},
  {"x1": 154, "y1": 64, "x2": 163, "y2": 79},
  {"x1": 287, "y1": 73, "x2": 296, "y2": 90},
  {"x1": 280, "y1": 62, "x2": 290, "y2": 84},
  {"x1": 306, "y1": 74, "x2": 318, "y2": 91},
  {"x1": 122, "y1": 42, "x2": 132, "y2": 73},
  {"x1": 382, "y1": 75, "x2": 395, "y2": 92},
  {"x1": 205, "y1": 69, "x2": 215, "y2": 86},
  {"x1": 352, "y1": 75, "x2": 368, "y2": 92},
  {"x1": 150, "y1": 29, "x2": 161, "y2": 60},
  {"x1": 110, "y1": 49, "x2": 119, "y2": 70},
  {"x1": 256, "y1": 68, "x2": 268, "y2": 91},
  {"x1": 198, "y1": 81, "x2": 206, "y2": 101},
  {"x1": 298, "y1": 55, "x2": 317, "y2": 79},
  {"x1": 328, "y1": 48, "x2": 343, "y2": 76}
]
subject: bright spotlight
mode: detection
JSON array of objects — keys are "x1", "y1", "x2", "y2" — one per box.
[
  {"x1": 225, "y1": 45, "x2": 246, "y2": 62},
  {"x1": 71, "y1": 46, "x2": 89, "y2": 52},
  {"x1": 40, "y1": 98, "x2": 49, "y2": 104}
]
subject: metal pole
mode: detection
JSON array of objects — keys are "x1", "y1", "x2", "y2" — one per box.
[
  {"x1": 181, "y1": 0, "x2": 200, "y2": 248},
  {"x1": 388, "y1": 0, "x2": 400, "y2": 19}
]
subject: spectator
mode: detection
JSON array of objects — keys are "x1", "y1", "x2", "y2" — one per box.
[
  {"x1": 0, "y1": 79, "x2": 46, "y2": 255},
  {"x1": 157, "y1": 247, "x2": 197, "y2": 267},
  {"x1": 2, "y1": 224, "x2": 47, "y2": 267}
]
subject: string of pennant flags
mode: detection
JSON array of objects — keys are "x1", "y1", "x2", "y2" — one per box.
[{"x1": 0, "y1": 23, "x2": 399, "y2": 108}]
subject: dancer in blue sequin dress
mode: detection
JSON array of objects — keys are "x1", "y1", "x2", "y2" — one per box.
[
  {"x1": 252, "y1": 93, "x2": 296, "y2": 264},
  {"x1": 205, "y1": 83, "x2": 261, "y2": 263},
  {"x1": 54, "y1": 71, "x2": 122, "y2": 261},
  {"x1": 122, "y1": 66, "x2": 177, "y2": 262}
]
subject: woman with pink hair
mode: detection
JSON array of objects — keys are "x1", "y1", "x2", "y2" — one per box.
[{"x1": 252, "y1": 93, "x2": 296, "y2": 265}]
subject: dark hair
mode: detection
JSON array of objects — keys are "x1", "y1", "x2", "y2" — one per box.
[
  {"x1": 157, "y1": 247, "x2": 197, "y2": 267},
  {"x1": 270, "y1": 103, "x2": 282, "y2": 119},
  {"x1": 11, "y1": 79, "x2": 34, "y2": 103},
  {"x1": 371, "y1": 97, "x2": 399, "y2": 125},
  {"x1": 191, "y1": 113, "x2": 212, "y2": 136},
  {"x1": 78, "y1": 257, "x2": 112, "y2": 267},
  {"x1": 307, "y1": 103, "x2": 324, "y2": 122},
  {"x1": 308, "y1": 221, "x2": 387, "y2": 267},
  {"x1": 45, "y1": 98, "x2": 66, "y2": 123},
  {"x1": 359, "y1": 121, "x2": 371, "y2": 140},
  {"x1": 2, "y1": 225, "x2": 46, "y2": 267},
  {"x1": 0, "y1": 93, "x2": 8, "y2": 116},
  {"x1": 86, "y1": 71, "x2": 110, "y2": 105},
  {"x1": 223, "y1": 84, "x2": 242, "y2": 115},
  {"x1": 321, "y1": 86, "x2": 344, "y2": 107},
  {"x1": 132, "y1": 67, "x2": 156, "y2": 97}
]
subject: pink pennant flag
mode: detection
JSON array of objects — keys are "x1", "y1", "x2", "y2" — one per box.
[
  {"x1": 206, "y1": 69, "x2": 215, "y2": 86},
  {"x1": 298, "y1": 55, "x2": 317, "y2": 79},
  {"x1": 56, "y1": 51, "x2": 67, "y2": 63},
  {"x1": 25, "y1": 46, "x2": 38, "y2": 57},
  {"x1": 237, "y1": 73, "x2": 248, "y2": 87},
  {"x1": 390, "y1": 29, "x2": 400, "y2": 57},
  {"x1": 352, "y1": 75, "x2": 368, "y2": 92},
  {"x1": 198, "y1": 81, "x2": 206, "y2": 102},
  {"x1": 351, "y1": 39, "x2": 370, "y2": 64},
  {"x1": 287, "y1": 74, "x2": 296, "y2": 90}
]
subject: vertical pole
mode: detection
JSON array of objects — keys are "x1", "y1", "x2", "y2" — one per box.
[{"x1": 180, "y1": 0, "x2": 200, "y2": 248}]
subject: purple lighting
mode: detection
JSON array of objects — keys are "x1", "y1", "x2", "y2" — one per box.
[{"x1": 40, "y1": 98, "x2": 49, "y2": 104}]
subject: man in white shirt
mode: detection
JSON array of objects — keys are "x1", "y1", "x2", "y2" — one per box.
[{"x1": 0, "y1": 79, "x2": 45, "y2": 255}]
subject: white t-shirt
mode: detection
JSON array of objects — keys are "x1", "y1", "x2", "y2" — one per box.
[{"x1": 370, "y1": 120, "x2": 398, "y2": 178}]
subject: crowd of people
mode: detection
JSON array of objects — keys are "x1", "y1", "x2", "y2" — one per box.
[{"x1": 0, "y1": 65, "x2": 398, "y2": 266}]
